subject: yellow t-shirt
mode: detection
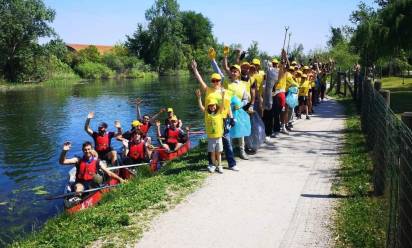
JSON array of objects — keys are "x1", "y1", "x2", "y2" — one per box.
[
  {"x1": 204, "y1": 111, "x2": 224, "y2": 138},
  {"x1": 298, "y1": 80, "x2": 310, "y2": 96},
  {"x1": 286, "y1": 72, "x2": 299, "y2": 91},
  {"x1": 254, "y1": 71, "x2": 265, "y2": 96}
]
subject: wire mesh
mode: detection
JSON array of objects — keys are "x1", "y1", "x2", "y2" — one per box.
[{"x1": 356, "y1": 79, "x2": 412, "y2": 248}]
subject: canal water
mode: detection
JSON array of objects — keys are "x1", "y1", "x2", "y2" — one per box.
[{"x1": 0, "y1": 77, "x2": 204, "y2": 245}]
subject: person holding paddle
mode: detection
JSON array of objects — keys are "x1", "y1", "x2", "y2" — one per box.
[
  {"x1": 59, "y1": 141, "x2": 126, "y2": 195},
  {"x1": 156, "y1": 116, "x2": 186, "y2": 152}
]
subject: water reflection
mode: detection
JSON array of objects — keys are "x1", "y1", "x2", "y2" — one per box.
[{"x1": 0, "y1": 77, "x2": 204, "y2": 244}]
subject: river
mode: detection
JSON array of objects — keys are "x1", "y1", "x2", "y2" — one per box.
[{"x1": 0, "y1": 77, "x2": 204, "y2": 245}]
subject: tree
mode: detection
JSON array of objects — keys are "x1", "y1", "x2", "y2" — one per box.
[
  {"x1": 245, "y1": 41, "x2": 260, "y2": 62},
  {"x1": 327, "y1": 27, "x2": 344, "y2": 47},
  {"x1": 181, "y1": 11, "x2": 213, "y2": 49},
  {"x1": 0, "y1": 0, "x2": 55, "y2": 82}
]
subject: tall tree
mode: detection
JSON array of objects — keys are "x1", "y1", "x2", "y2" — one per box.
[
  {"x1": 327, "y1": 27, "x2": 344, "y2": 47},
  {"x1": 181, "y1": 11, "x2": 213, "y2": 49},
  {"x1": 0, "y1": 0, "x2": 55, "y2": 82}
]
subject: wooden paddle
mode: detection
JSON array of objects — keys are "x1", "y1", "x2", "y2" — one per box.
[
  {"x1": 108, "y1": 162, "x2": 151, "y2": 171},
  {"x1": 45, "y1": 184, "x2": 118, "y2": 200}
]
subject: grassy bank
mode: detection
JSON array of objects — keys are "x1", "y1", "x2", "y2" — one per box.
[
  {"x1": 332, "y1": 98, "x2": 387, "y2": 247},
  {"x1": 11, "y1": 142, "x2": 209, "y2": 248},
  {"x1": 382, "y1": 76, "x2": 412, "y2": 114}
]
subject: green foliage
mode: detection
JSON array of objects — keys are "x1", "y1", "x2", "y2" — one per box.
[
  {"x1": 181, "y1": 11, "x2": 213, "y2": 49},
  {"x1": 75, "y1": 62, "x2": 114, "y2": 79},
  {"x1": 333, "y1": 99, "x2": 387, "y2": 248},
  {"x1": 329, "y1": 41, "x2": 360, "y2": 70},
  {"x1": 0, "y1": 0, "x2": 55, "y2": 82},
  {"x1": 77, "y1": 46, "x2": 101, "y2": 64},
  {"x1": 327, "y1": 27, "x2": 345, "y2": 47}
]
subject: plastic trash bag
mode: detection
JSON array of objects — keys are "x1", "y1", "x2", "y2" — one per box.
[
  {"x1": 245, "y1": 112, "x2": 265, "y2": 151},
  {"x1": 230, "y1": 96, "x2": 251, "y2": 138},
  {"x1": 286, "y1": 87, "x2": 299, "y2": 109}
]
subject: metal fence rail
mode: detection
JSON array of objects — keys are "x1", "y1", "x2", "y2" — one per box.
[{"x1": 356, "y1": 79, "x2": 412, "y2": 248}]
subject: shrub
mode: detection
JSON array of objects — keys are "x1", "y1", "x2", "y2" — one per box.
[{"x1": 75, "y1": 62, "x2": 114, "y2": 79}]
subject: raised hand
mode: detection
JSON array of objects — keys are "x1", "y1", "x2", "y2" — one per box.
[
  {"x1": 87, "y1": 112, "x2": 94, "y2": 119},
  {"x1": 135, "y1": 98, "x2": 143, "y2": 105},
  {"x1": 191, "y1": 60, "x2": 198, "y2": 70},
  {"x1": 155, "y1": 120, "x2": 161, "y2": 127},
  {"x1": 208, "y1": 48, "x2": 216, "y2": 60},
  {"x1": 114, "y1": 120, "x2": 121, "y2": 129},
  {"x1": 121, "y1": 139, "x2": 128, "y2": 147},
  {"x1": 195, "y1": 89, "x2": 201, "y2": 98},
  {"x1": 160, "y1": 108, "x2": 166, "y2": 113},
  {"x1": 63, "y1": 141, "x2": 71, "y2": 151},
  {"x1": 223, "y1": 45, "x2": 230, "y2": 56}
]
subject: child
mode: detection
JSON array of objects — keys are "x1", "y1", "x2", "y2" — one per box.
[{"x1": 195, "y1": 89, "x2": 225, "y2": 173}]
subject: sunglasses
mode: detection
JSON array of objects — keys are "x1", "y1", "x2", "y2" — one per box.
[{"x1": 211, "y1": 79, "x2": 221, "y2": 83}]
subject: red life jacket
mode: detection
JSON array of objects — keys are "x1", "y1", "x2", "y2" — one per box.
[
  {"x1": 76, "y1": 157, "x2": 99, "y2": 182},
  {"x1": 95, "y1": 133, "x2": 110, "y2": 152},
  {"x1": 129, "y1": 141, "x2": 145, "y2": 160},
  {"x1": 166, "y1": 128, "x2": 180, "y2": 144},
  {"x1": 140, "y1": 122, "x2": 150, "y2": 135}
]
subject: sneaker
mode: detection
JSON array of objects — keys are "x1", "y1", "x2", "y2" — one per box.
[
  {"x1": 68, "y1": 196, "x2": 82, "y2": 204},
  {"x1": 217, "y1": 166, "x2": 224, "y2": 174},
  {"x1": 280, "y1": 128, "x2": 289, "y2": 135},
  {"x1": 265, "y1": 136, "x2": 271, "y2": 143},
  {"x1": 207, "y1": 165, "x2": 216, "y2": 173},
  {"x1": 306, "y1": 116, "x2": 311, "y2": 120},
  {"x1": 239, "y1": 151, "x2": 249, "y2": 160},
  {"x1": 270, "y1": 132, "x2": 279, "y2": 138},
  {"x1": 229, "y1": 166, "x2": 240, "y2": 171}
]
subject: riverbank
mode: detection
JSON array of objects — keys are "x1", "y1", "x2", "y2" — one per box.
[
  {"x1": 332, "y1": 98, "x2": 386, "y2": 247},
  {"x1": 11, "y1": 142, "x2": 209, "y2": 247},
  {"x1": 381, "y1": 76, "x2": 412, "y2": 114}
]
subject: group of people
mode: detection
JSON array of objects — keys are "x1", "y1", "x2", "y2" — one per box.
[
  {"x1": 192, "y1": 47, "x2": 332, "y2": 173},
  {"x1": 59, "y1": 101, "x2": 188, "y2": 193}
]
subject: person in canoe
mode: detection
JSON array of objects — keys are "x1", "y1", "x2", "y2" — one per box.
[
  {"x1": 59, "y1": 141, "x2": 126, "y2": 194},
  {"x1": 164, "y1": 108, "x2": 183, "y2": 128},
  {"x1": 84, "y1": 112, "x2": 122, "y2": 166},
  {"x1": 156, "y1": 116, "x2": 187, "y2": 152},
  {"x1": 121, "y1": 130, "x2": 151, "y2": 165},
  {"x1": 135, "y1": 97, "x2": 165, "y2": 145}
]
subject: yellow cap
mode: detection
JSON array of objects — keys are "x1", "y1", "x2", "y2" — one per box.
[
  {"x1": 167, "y1": 108, "x2": 173, "y2": 112},
  {"x1": 296, "y1": 70, "x2": 303, "y2": 75},
  {"x1": 211, "y1": 73, "x2": 222, "y2": 81},
  {"x1": 241, "y1": 61, "x2": 250, "y2": 67},
  {"x1": 272, "y1": 58, "x2": 279, "y2": 64},
  {"x1": 131, "y1": 120, "x2": 142, "y2": 127},
  {"x1": 303, "y1": 66, "x2": 309, "y2": 70},
  {"x1": 170, "y1": 115, "x2": 178, "y2": 121},
  {"x1": 230, "y1": 64, "x2": 241, "y2": 72},
  {"x1": 208, "y1": 98, "x2": 218, "y2": 105},
  {"x1": 291, "y1": 61, "x2": 297, "y2": 65},
  {"x1": 288, "y1": 66, "x2": 295, "y2": 71},
  {"x1": 252, "y1": 58, "x2": 261, "y2": 66},
  {"x1": 302, "y1": 74, "x2": 308, "y2": 78}
]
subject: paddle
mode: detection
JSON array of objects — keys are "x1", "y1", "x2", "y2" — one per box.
[
  {"x1": 45, "y1": 184, "x2": 118, "y2": 200},
  {"x1": 108, "y1": 162, "x2": 150, "y2": 171}
]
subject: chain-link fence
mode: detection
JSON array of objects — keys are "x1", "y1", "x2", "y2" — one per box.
[{"x1": 356, "y1": 78, "x2": 412, "y2": 248}]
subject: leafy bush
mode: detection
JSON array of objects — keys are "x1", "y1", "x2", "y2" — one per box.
[{"x1": 75, "y1": 62, "x2": 114, "y2": 79}]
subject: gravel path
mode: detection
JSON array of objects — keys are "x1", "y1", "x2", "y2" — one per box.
[{"x1": 135, "y1": 99, "x2": 344, "y2": 248}]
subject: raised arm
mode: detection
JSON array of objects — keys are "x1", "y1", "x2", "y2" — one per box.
[
  {"x1": 135, "y1": 98, "x2": 143, "y2": 120},
  {"x1": 222, "y1": 45, "x2": 231, "y2": 75},
  {"x1": 149, "y1": 108, "x2": 165, "y2": 123},
  {"x1": 195, "y1": 89, "x2": 205, "y2": 112},
  {"x1": 84, "y1": 112, "x2": 94, "y2": 136},
  {"x1": 59, "y1": 142, "x2": 80, "y2": 165},
  {"x1": 114, "y1": 120, "x2": 122, "y2": 137},
  {"x1": 155, "y1": 120, "x2": 162, "y2": 138},
  {"x1": 191, "y1": 60, "x2": 208, "y2": 92}
]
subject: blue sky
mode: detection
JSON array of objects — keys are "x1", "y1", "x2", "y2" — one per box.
[{"x1": 43, "y1": 0, "x2": 376, "y2": 55}]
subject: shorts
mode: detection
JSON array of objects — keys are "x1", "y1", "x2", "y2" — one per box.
[
  {"x1": 274, "y1": 92, "x2": 286, "y2": 109},
  {"x1": 208, "y1": 138, "x2": 223, "y2": 153},
  {"x1": 298, "y1": 96, "x2": 308, "y2": 106}
]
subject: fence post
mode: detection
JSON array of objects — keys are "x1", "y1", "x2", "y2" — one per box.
[
  {"x1": 374, "y1": 80, "x2": 382, "y2": 91},
  {"x1": 400, "y1": 112, "x2": 412, "y2": 248},
  {"x1": 380, "y1": 90, "x2": 391, "y2": 106}
]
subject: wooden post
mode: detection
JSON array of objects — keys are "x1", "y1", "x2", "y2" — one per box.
[
  {"x1": 374, "y1": 80, "x2": 382, "y2": 91},
  {"x1": 379, "y1": 90, "x2": 391, "y2": 106},
  {"x1": 400, "y1": 112, "x2": 412, "y2": 248}
]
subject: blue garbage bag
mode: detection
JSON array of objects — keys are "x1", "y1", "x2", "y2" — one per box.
[
  {"x1": 230, "y1": 96, "x2": 251, "y2": 138},
  {"x1": 286, "y1": 87, "x2": 298, "y2": 109},
  {"x1": 245, "y1": 112, "x2": 265, "y2": 150}
]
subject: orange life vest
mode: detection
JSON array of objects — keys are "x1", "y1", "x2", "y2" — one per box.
[
  {"x1": 95, "y1": 133, "x2": 110, "y2": 152},
  {"x1": 129, "y1": 141, "x2": 145, "y2": 160},
  {"x1": 140, "y1": 122, "x2": 150, "y2": 135},
  {"x1": 166, "y1": 128, "x2": 179, "y2": 144}
]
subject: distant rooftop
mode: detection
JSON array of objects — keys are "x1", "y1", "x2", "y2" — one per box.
[{"x1": 66, "y1": 44, "x2": 113, "y2": 54}]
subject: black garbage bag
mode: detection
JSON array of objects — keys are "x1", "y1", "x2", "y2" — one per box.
[{"x1": 245, "y1": 112, "x2": 266, "y2": 151}]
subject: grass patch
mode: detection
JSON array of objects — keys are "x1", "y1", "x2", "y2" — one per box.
[
  {"x1": 11, "y1": 142, "x2": 209, "y2": 248},
  {"x1": 381, "y1": 77, "x2": 412, "y2": 114},
  {"x1": 332, "y1": 98, "x2": 387, "y2": 248}
]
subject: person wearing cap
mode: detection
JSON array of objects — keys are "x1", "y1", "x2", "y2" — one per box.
[
  {"x1": 59, "y1": 141, "x2": 126, "y2": 197},
  {"x1": 84, "y1": 112, "x2": 121, "y2": 166},
  {"x1": 195, "y1": 89, "x2": 226, "y2": 173},
  {"x1": 134, "y1": 98, "x2": 165, "y2": 147},
  {"x1": 298, "y1": 74, "x2": 311, "y2": 120},
  {"x1": 156, "y1": 116, "x2": 186, "y2": 152},
  {"x1": 164, "y1": 107, "x2": 183, "y2": 129},
  {"x1": 303, "y1": 66, "x2": 314, "y2": 114},
  {"x1": 116, "y1": 120, "x2": 142, "y2": 142},
  {"x1": 262, "y1": 58, "x2": 279, "y2": 142},
  {"x1": 121, "y1": 129, "x2": 151, "y2": 165},
  {"x1": 192, "y1": 57, "x2": 238, "y2": 170},
  {"x1": 251, "y1": 58, "x2": 265, "y2": 116}
]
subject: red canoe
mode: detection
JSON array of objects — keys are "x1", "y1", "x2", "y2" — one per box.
[
  {"x1": 150, "y1": 134, "x2": 191, "y2": 171},
  {"x1": 64, "y1": 168, "x2": 134, "y2": 214}
]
